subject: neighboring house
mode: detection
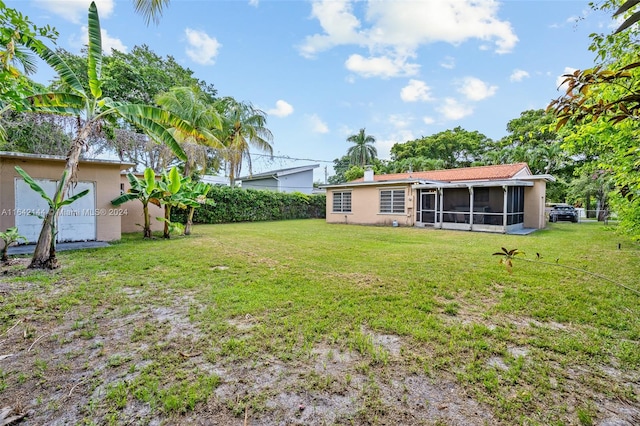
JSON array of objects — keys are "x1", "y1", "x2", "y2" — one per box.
[
  {"x1": 201, "y1": 174, "x2": 230, "y2": 186},
  {"x1": 323, "y1": 163, "x2": 554, "y2": 234},
  {"x1": 236, "y1": 164, "x2": 319, "y2": 194}
]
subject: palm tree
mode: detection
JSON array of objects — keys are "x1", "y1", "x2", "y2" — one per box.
[
  {"x1": 536, "y1": 142, "x2": 564, "y2": 174},
  {"x1": 19, "y1": 2, "x2": 197, "y2": 268},
  {"x1": 215, "y1": 97, "x2": 274, "y2": 186},
  {"x1": 133, "y1": 0, "x2": 171, "y2": 24},
  {"x1": 347, "y1": 128, "x2": 377, "y2": 167},
  {"x1": 0, "y1": 4, "x2": 53, "y2": 143},
  {"x1": 155, "y1": 86, "x2": 223, "y2": 177}
]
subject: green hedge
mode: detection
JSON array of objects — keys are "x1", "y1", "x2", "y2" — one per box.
[{"x1": 171, "y1": 186, "x2": 326, "y2": 224}]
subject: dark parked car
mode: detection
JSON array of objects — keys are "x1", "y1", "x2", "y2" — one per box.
[{"x1": 549, "y1": 205, "x2": 579, "y2": 223}]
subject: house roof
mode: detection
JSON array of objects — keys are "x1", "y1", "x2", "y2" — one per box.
[
  {"x1": 353, "y1": 163, "x2": 531, "y2": 183},
  {"x1": 238, "y1": 164, "x2": 319, "y2": 181},
  {"x1": 0, "y1": 151, "x2": 135, "y2": 169}
]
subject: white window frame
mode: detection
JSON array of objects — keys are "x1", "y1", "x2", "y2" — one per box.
[
  {"x1": 379, "y1": 188, "x2": 405, "y2": 214},
  {"x1": 332, "y1": 191, "x2": 352, "y2": 213}
]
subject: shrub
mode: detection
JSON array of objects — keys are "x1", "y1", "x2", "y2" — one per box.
[{"x1": 171, "y1": 186, "x2": 326, "y2": 224}]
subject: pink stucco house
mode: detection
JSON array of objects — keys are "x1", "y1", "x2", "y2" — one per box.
[{"x1": 323, "y1": 163, "x2": 554, "y2": 233}]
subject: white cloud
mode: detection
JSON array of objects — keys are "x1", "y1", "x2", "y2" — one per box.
[
  {"x1": 299, "y1": 0, "x2": 518, "y2": 69},
  {"x1": 376, "y1": 129, "x2": 416, "y2": 159},
  {"x1": 77, "y1": 26, "x2": 127, "y2": 54},
  {"x1": 184, "y1": 28, "x2": 221, "y2": 65},
  {"x1": 423, "y1": 116, "x2": 435, "y2": 125},
  {"x1": 440, "y1": 56, "x2": 455, "y2": 69},
  {"x1": 298, "y1": 0, "x2": 365, "y2": 59},
  {"x1": 266, "y1": 100, "x2": 294, "y2": 118},
  {"x1": 308, "y1": 114, "x2": 329, "y2": 133},
  {"x1": 34, "y1": 0, "x2": 115, "y2": 23},
  {"x1": 345, "y1": 54, "x2": 419, "y2": 78},
  {"x1": 249, "y1": 0, "x2": 259, "y2": 6},
  {"x1": 556, "y1": 67, "x2": 577, "y2": 92},
  {"x1": 388, "y1": 114, "x2": 412, "y2": 129},
  {"x1": 400, "y1": 79, "x2": 433, "y2": 102},
  {"x1": 510, "y1": 69, "x2": 530, "y2": 82},
  {"x1": 437, "y1": 98, "x2": 474, "y2": 120},
  {"x1": 457, "y1": 77, "x2": 497, "y2": 101}
]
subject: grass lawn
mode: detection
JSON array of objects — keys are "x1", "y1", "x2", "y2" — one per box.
[{"x1": 1, "y1": 219, "x2": 639, "y2": 425}]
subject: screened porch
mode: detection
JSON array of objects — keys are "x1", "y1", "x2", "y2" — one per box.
[{"x1": 413, "y1": 181, "x2": 532, "y2": 233}]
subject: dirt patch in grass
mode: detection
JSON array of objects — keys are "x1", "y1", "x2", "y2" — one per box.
[
  {"x1": 1, "y1": 258, "x2": 639, "y2": 426},
  {"x1": 1, "y1": 267, "x2": 498, "y2": 426}
]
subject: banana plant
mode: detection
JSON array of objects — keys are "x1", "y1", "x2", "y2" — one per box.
[
  {"x1": 180, "y1": 179, "x2": 214, "y2": 235},
  {"x1": 0, "y1": 226, "x2": 27, "y2": 262},
  {"x1": 14, "y1": 1, "x2": 200, "y2": 268},
  {"x1": 154, "y1": 166, "x2": 199, "y2": 238},
  {"x1": 111, "y1": 168, "x2": 164, "y2": 238},
  {"x1": 14, "y1": 166, "x2": 89, "y2": 268}
]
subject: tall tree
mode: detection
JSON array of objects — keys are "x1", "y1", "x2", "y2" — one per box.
[
  {"x1": 0, "y1": 111, "x2": 73, "y2": 155},
  {"x1": 390, "y1": 127, "x2": 489, "y2": 168},
  {"x1": 155, "y1": 86, "x2": 222, "y2": 177},
  {"x1": 215, "y1": 97, "x2": 273, "y2": 186},
  {"x1": 17, "y1": 2, "x2": 197, "y2": 268},
  {"x1": 0, "y1": 1, "x2": 57, "y2": 140},
  {"x1": 51, "y1": 45, "x2": 216, "y2": 106},
  {"x1": 346, "y1": 128, "x2": 377, "y2": 167},
  {"x1": 328, "y1": 155, "x2": 352, "y2": 184},
  {"x1": 548, "y1": 0, "x2": 640, "y2": 238}
]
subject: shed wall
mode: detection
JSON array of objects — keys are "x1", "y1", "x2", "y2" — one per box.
[
  {"x1": 118, "y1": 174, "x2": 165, "y2": 234},
  {"x1": 0, "y1": 157, "x2": 122, "y2": 241}
]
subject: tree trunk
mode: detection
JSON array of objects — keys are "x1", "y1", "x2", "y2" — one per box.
[
  {"x1": 28, "y1": 124, "x2": 90, "y2": 269},
  {"x1": 29, "y1": 209, "x2": 57, "y2": 269},
  {"x1": 163, "y1": 205, "x2": 172, "y2": 238},
  {"x1": 585, "y1": 192, "x2": 592, "y2": 218},
  {"x1": 184, "y1": 207, "x2": 195, "y2": 235},
  {"x1": 143, "y1": 203, "x2": 152, "y2": 238}
]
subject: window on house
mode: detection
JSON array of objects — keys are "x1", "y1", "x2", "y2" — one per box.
[
  {"x1": 332, "y1": 191, "x2": 352, "y2": 213},
  {"x1": 380, "y1": 189, "x2": 405, "y2": 213}
]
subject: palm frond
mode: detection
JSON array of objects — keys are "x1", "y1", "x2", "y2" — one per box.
[
  {"x1": 21, "y1": 35, "x2": 85, "y2": 97},
  {"x1": 115, "y1": 110, "x2": 187, "y2": 161},
  {"x1": 133, "y1": 0, "x2": 171, "y2": 25}
]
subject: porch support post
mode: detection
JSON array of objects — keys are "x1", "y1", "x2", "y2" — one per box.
[
  {"x1": 438, "y1": 187, "x2": 444, "y2": 229},
  {"x1": 502, "y1": 185, "x2": 508, "y2": 232},
  {"x1": 469, "y1": 186, "x2": 474, "y2": 228}
]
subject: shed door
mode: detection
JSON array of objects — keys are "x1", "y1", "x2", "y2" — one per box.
[
  {"x1": 58, "y1": 182, "x2": 96, "y2": 242},
  {"x1": 15, "y1": 179, "x2": 96, "y2": 243}
]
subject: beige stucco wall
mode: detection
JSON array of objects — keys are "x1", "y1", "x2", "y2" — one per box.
[
  {"x1": 326, "y1": 183, "x2": 415, "y2": 227},
  {"x1": 119, "y1": 174, "x2": 164, "y2": 234},
  {"x1": 523, "y1": 179, "x2": 547, "y2": 229},
  {"x1": 0, "y1": 155, "x2": 124, "y2": 241}
]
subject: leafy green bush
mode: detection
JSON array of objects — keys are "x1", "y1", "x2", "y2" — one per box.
[{"x1": 171, "y1": 186, "x2": 325, "y2": 224}]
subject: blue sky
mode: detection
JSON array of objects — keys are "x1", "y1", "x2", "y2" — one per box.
[{"x1": 8, "y1": 0, "x2": 616, "y2": 181}]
